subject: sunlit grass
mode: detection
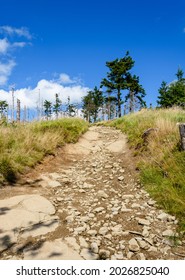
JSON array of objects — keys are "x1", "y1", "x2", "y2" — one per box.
[
  {"x1": 0, "y1": 118, "x2": 88, "y2": 183},
  {"x1": 104, "y1": 107, "x2": 185, "y2": 233}
]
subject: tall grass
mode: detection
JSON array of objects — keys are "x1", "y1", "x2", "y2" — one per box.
[
  {"x1": 104, "y1": 108, "x2": 185, "y2": 233},
  {"x1": 0, "y1": 118, "x2": 88, "y2": 183}
]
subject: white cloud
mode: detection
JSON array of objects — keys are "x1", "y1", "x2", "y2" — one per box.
[
  {"x1": 0, "y1": 75, "x2": 8, "y2": 85},
  {"x1": 0, "y1": 26, "x2": 32, "y2": 40},
  {"x1": 0, "y1": 60, "x2": 16, "y2": 85},
  {"x1": 12, "y1": 42, "x2": 27, "y2": 48},
  {"x1": 0, "y1": 39, "x2": 27, "y2": 56},
  {"x1": 58, "y1": 73, "x2": 75, "y2": 84},
  {"x1": 0, "y1": 77, "x2": 89, "y2": 108},
  {"x1": 0, "y1": 88, "x2": 12, "y2": 104},
  {"x1": 0, "y1": 38, "x2": 10, "y2": 54},
  {"x1": 0, "y1": 26, "x2": 32, "y2": 85}
]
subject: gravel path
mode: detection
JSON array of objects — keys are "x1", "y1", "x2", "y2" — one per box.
[{"x1": 0, "y1": 126, "x2": 184, "y2": 260}]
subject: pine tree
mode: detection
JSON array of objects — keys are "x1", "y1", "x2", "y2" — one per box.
[
  {"x1": 0, "y1": 100, "x2": 8, "y2": 119},
  {"x1": 82, "y1": 87, "x2": 104, "y2": 122},
  {"x1": 82, "y1": 93, "x2": 94, "y2": 122},
  {"x1": 104, "y1": 89, "x2": 117, "y2": 119},
  {"x1": 68, "y1": 104, "x2": 76, "y2": 116},
  {"x1": 176, "y1": 67, "x2": 184, "y2": 81},
  {"x1": 43, "y1": 100, "x2": 52, "y2": 119},
  {"x1": 101, "y1": 52, "x2": 145, "y2": 116},
  {"x1": 101, "y1": 51, "x2": 135, "y2": 117},
  {"x1": 157, "y1": 81, "x2": 169, "y2": 107},
  {"x1": 125, "y1": 74, "x2": 146, "y2": 112},
  {"x1": 157, "y1": 68, "x2": 185, "y2": 108},
  {"x1": 53, "y1": 93, "x2": 62, "y2": 119}
]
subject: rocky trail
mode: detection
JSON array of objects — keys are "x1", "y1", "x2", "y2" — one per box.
[{"x1": 0, "y1": 126, "x2": 184, "y2": 260}]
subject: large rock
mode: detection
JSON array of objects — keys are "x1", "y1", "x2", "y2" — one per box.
[
  {"x1": 0, "y1": 195, "x2": 59, "y2": 252},
  {"x1": 24, "y1": 239, "x2": 83, "y2": 260},
  {"x1": 39, "y1": 174, "x2": 62, "y2": 188},
  {"x1": 106, "y1": 137, "x2": 127, "y2": 153},
  {"x1": 0, "y1": 231, "x2": 17, "y2": 252}
]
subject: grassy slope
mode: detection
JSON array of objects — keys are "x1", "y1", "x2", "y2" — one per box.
[
  {"x1": 0, "y1": 118, "x2": 88, "y2": 183},
  {"x1": 103, "y1": 108, "x2": 185, "y2": 233}
]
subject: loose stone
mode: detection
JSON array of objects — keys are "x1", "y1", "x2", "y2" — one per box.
[
  {"x1": 97, "y1": 190, "x2": 108, "y2": 199},
  {"x1": 93, "y1": 207, "x2": 104, "y2": 213},
  {"x1": 157, "y1": 213, "x2": 169, "y2": 221},
  {"x1": 74, "y1": 227, "x2": 86, "y2": 234},
  {"x1": 87, "y1": 230, "x2": 97, "y2": 236},
  {"x1": 79, "y1": 237, "x2": 89, "y2": 248},
  {"x1": 128, "y1": 238, "x2": 140, "y2": 252},
  {"x1": 80, "y1": 248, "x2": 99, "y2": 260},
  {"x1": 118, "y1": 176, "x2": 124, "y2": 181},
  {"x1": 162, "y1": 229, "x2": 175, "y2": 237},
  {"x1": 90, "y1": 242, "x2": 99, "y2": 254},
  {"x1": 99, "y1": 227, "x2": 109, "y2": 235},
  {"x1": 99, "y1": 249, "x2": 110, "y2": 259},
  {"x1": 137, "y1": 240, "x2": 150, "y2": 250},
  {"x1": 138, "y1": 219, "x2": 151, "y2": 226},
  {"x1": 137, "y1": 253, "x2": 146, "y2": 260}
]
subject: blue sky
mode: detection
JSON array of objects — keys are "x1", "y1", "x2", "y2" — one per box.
[{"x1": 1, "y1": 0, "x2": 185, "y2": 110}]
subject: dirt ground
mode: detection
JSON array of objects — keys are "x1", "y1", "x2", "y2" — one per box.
[{"x1": 0, "y1": 126, "x2": 184, "y2": 260}]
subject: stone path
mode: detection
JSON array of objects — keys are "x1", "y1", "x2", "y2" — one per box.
[{"x1": 0, "y1": 126, "x2": 184, "y2": 260}]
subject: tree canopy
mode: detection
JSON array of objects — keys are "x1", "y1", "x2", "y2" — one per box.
[
  {"x1": 0, "y1": 100, "x2": 8, "y2": 119},
  {"x1": 53, "y1": 93, "x2": 62, "y2": 118},
  {"x1": 157, "y1": 68, "x2": 185, "y2": 108},
  {"x1": 125, "y1": 73, "x2": 146, "y2": 112},
  {"x1": 101, "y1": 51, "x2": 135, "y2": 117},
  {"x1": 43, "y1": 100, "x2": 52, "y2": 119},
  {"x1": 101, "y1": 51, "x2": 146, "y2": 117},
  {"x1": 82, "y1": 87, "x2": 104, "y2": 122}
]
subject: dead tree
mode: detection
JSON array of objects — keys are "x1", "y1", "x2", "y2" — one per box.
[
  {"x1": 179, "y1": 123, "x2": 185, "y2": 150},
  {"x1": 16, "y1": 99, "x2": 21, "y2": 122}
]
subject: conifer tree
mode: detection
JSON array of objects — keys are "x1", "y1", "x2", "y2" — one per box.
[
  {"x1": 101, "y1": 51, "x2": 135, "y2": 117},
  {"x1": 0, "y1": 100, "x2": 8, "y2": 119},
  {"x1": 125, "y1": 74, "x2": 146, "y2": 112},
  {"x1": 53, "y1": 93, "x2": 62, "y2": 118},
  {"x1": 82, "y1": 87, "x2": 103, "y2": 122},
  {"x1": 44, "y1": 100, "x2": 52, "y2": 119},
  {"x1": 157, "y1": 68, "x2": 185, "y2": 108},
  {"x1": 101, "y1": 51, "x2": 145, "y2": 116}
]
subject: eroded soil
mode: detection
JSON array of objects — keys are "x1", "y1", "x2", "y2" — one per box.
[{"x1": 0, "y1": 126, "x2": 184, "y2": 260}]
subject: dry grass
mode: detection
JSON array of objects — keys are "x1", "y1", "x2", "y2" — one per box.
[
  {"x1": 104, "y1": 108, "x2": 185, "y2": 234},
  {"x1": 0, "y1": 118, "x2": 89, "y2": 183}
]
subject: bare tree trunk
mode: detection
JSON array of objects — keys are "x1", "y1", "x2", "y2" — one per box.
[
  {"x1": 17, "y1": 99, "x2": 21, "y2": 122},
  {"x1": 129, "y1": 91, "x2": 134, "y2": 112},
  {"x1": 124, "y1": 104, "x2": 127, "y2": 115},
  {"x1": 179, "y1": 123, "x2": 185, "y2": 150},
  {"x1": 108, "y1": 102, "x2": 111, "y2": 120},
  {"x1": 12, "y1": 87, "x2": 15, "y2": 122},
  {"x1": 117, "y1": 88, "x2": 121, "y2": 118}
]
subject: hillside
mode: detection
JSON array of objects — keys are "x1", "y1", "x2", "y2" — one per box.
[
  {"x1": 0, "y1": 118, "x2": 88, "y2": 184},
  {"x1": 0, "y1": 111, "x2": 185, "y2": 260},
  {"x1": 1, "y1": 125, "x2": 185, "y2": 260},
  {"x1": 102, "y1": 108, "x2": 185, "y2": 233}
]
